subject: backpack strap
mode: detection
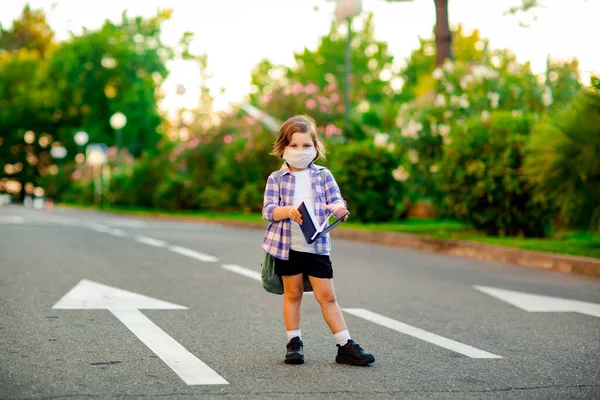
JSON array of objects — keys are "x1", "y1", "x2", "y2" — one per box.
[{"x1": 319, "y1": 167, "x2": 326, "y2": 185}]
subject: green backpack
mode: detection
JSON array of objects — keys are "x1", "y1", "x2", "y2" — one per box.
[{"x1": 261, "y1": 168, "x2": 327, "y2": 295}]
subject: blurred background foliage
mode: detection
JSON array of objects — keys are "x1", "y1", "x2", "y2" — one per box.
[{"x1": 1, "y1": 3, "x2": 598, "y2": 243}]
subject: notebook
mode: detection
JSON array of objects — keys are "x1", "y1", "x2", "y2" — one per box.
[{"x1": 297, "y1": 201, "x2": 349, "y2": 244}]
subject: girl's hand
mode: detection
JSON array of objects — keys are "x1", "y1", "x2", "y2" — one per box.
[
  {"x1": 325, "y1": 203, "x2": 350, "y2": 221},
  {"x1": 287, "y1": 206, "x2": 303, "y2": 224}
]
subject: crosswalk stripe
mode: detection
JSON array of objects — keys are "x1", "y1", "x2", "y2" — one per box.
[{"x1": 342, "y1": 308, "x2": 502, "y2": 359}]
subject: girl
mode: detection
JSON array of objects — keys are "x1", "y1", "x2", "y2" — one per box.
[{"x1": 262, "y1": 115, "x2": 375, "y2": 366}]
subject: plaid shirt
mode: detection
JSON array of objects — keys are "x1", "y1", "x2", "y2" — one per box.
[{"x1": 262, "y1": 162, "x2": 346, "y2": 260}]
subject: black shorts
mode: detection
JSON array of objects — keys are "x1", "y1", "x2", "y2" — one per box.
[{"x1": 274, "y1": 249, "x2": 333, "y2": 279}]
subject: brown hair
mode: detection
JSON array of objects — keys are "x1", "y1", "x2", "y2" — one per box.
[{"x1": 270, "y1": 115, "x2": 326, "y2": 161}]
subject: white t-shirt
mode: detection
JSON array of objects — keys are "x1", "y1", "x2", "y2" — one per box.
[{"x1": 290, "y1": 169, "x2": 317, "y2": 254}]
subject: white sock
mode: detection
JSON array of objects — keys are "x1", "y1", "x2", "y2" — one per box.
[
  {"x1": 287, "y1": 329, "x2": 301, "y2": 341},
  {"x1": 334, "y1": 329, "x2": 351, "y2": 346}
]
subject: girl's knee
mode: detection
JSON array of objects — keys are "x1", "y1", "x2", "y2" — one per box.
[
  {"x1": 315, "y1": 290, "x2": 336, "y2": 305},
  {"x1": 284, "y1": 285, "x2": 303, "y2": 302}
]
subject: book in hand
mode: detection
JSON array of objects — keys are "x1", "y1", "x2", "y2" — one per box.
[{"x1": 297, "y1": 201, "x2": 349, "y2": 244}]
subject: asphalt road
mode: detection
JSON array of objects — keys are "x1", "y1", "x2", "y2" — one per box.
[{"x1": 1, "y1": 205, "x2": 599, "y2": 399}]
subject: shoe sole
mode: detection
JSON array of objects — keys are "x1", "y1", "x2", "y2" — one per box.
[
  {"x1": 284, "y1": 356, "x2": 304, "y2": 365},
  {"x1": 335, "y1": 355, "x2": 375, "y2": 366}
]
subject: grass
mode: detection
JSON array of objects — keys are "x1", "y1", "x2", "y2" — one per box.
[{"x1": 61, "y1": 203, "x2": 600, "y2": 259}]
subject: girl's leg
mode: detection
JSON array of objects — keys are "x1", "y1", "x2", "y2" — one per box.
[
  {"x1": 309, "y1": 276, "x2": 375, "y2": 366},
  {"x1": 308, "y1": 276, "x2": 347, "y2": 334},
  {"x1": 281, "y1": 274, "x2": 304, "y2": 330}
]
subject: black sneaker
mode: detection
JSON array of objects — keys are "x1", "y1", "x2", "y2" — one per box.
[
  {"x1": 336, "y1": 339, "x2": 375, "y2": 366},
  {"x1": 284, "y1": 337, "x2": 304, "y2": 364}
]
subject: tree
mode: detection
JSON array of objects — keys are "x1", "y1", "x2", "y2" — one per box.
[
  {"x1": 384, "y1": 0, "x2": 452, "y2": 66},
  {"x1": 0, "y1": 5, "x2": 55, "y2": 59},
  {"x1": 289, "y1": 13, "x2": 397, "y2": 105},
  {"x1": 0, "y1": 6, "x2": 56, "y2": 201},
  {"x1": 399, "y1": 25, "x2": 487, "y2": 101},
  {"x1": 248, "y1": 12, "x2": 403, "y2": 134},
  {"x1": 524, "y1": 77, "x2": 600, "y2": 231},
  {"x1": 46, "y1": 9, "x2": 198, "y2": 159}
]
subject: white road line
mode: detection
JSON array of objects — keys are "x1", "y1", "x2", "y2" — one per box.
[
  {"x1": 108, "y1": 228, "x2": 126, "y2": 237},
  {"x1": 169, "y1": 246, "x2": 219, "y2": 263},
  {"x1": 342, "y1": 308, "x2": 502, "y2": 359},
  {"x1": 135, "y1": 236, "x2": 167, "y2": 248},
  {"x1": 221, "y1": 264, "x2": 262, "y2": 281},
  {"x1": 0, "y1": 216, "x2": 24, "y2": 224},
  {"x1": 88, "y1": 223, "x2": 111, "y2": 233}
]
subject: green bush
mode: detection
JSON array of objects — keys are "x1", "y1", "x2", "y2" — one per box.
[
  {"x1": 38, "y1": 164, "x2": 77, "y2": 201},
  {"x1": 106, "y1": 154, "x2": 173, "y2": 208},
  {"x1": 438, "y1": 111, "x2": 553, "y2": 237},
  {"x1": 60, "y1": 177, "x2": 95, "y2": 204},
  {"x1": 238, "y1": 182, "x2": 264, "y2": 213},
  {"x1": 151, "y1": 173, "x2": 202, "y2": 210},
  {"x1": 328, "y1": 140, "x2": 403, "y2": 222},
  {"x1": 524, "y1": 77, "x2": 600, "y2": 231},
  {"x1": 198, "y1": 185, "x2": 236, "y2": 211}
]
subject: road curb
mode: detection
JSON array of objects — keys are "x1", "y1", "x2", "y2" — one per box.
[
  {"x1": 330, "y1": 229, "x2": 600, "y2": 279},
  {"x1": 60, "y1": 207, "x2": 600, "y2": 279}
]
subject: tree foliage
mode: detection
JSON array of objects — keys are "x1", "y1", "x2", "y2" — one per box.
[
  {"x1": 1, "y1": 6, "x2": 203, "y2": 200},
  {"x1": 524, "y1": 77, "x2": 600, "y2": 231},
  {"x1": 248, "y1": 12, "x2": 404, "y2": 134}
]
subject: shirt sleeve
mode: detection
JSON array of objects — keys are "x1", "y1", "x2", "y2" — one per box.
[
  {"x1": 323, "y1": 168, "x2": 346, "y2": 207},
  {"x1": 262, "y1": 172, "x2": 279, "y2": 222}
]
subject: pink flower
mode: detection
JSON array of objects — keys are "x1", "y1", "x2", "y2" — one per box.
[
  {"x1": 305, "y1": 83, "x2": 318, "y2": 94},
  {"x1": 325, "y1": 82, "x2": 338, "y2": 93},
  {"x1": 107, "y1": 146, "x2": 118, "y2": 157},
  {"x1": 317, "y1": 96, "x2": 330, "y2": 106},
  {"x1": 330, "y1": 93, "x2": 340, "y2": 103},
  {"x1": 306, "y1": 99, "x2": 317, "y2": 110},
  {"x1": 186, "y1": 138, "x2": 200, "y2": 149},
  {"x1": 325, "y1": 124, "x2": 343, "y2": 138},
  {"x1": 223, "y1": 134, "x2": 234, "y2": 144},
  {"x1": 262, "y1": 93, "x2": 273, "y2": 103},
  {"x1": 316, "y1": 104, "x2": 330, "y2": 113},
  {"x1": 336, "y1": 104, "x2": 344, "y2": 112},
  {"x1": 292, "y1": 83, "x2": 304, "y2": 95},
  {"x1": 71, "y1": 170, "x2": 82, "y2": 180}
]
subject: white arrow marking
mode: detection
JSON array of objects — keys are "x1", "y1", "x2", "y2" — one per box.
[
  {"x1": 52, "y1": 279, "x2": 228, "y2": 385},
  {"x1": 474, "y1": 285, "x2": 600, "y2": 318},
  {"x1": 343, "y1": 308, "x2": 502, "y2": 359},
  {"x1": 169, "y1": 246, "x2": 219, "y2": 262}
]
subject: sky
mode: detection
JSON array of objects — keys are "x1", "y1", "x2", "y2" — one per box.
[{"x1": 2, "y1": 0, "x2": 598, "y2": 114}]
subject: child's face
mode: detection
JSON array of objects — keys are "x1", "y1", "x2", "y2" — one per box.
[{"x1": 286, "y1": 132, "x2": 314, "y2": 152}]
